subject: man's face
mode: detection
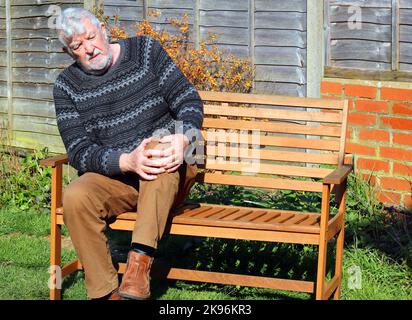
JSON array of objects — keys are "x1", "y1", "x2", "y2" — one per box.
[{"x1": 64, "y1": 18, "x2": 112, "y2": 74}]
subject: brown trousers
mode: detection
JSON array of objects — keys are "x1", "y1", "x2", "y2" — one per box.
[{"x1": 62, "y1": 163, "x2": 197, "y2": 298}]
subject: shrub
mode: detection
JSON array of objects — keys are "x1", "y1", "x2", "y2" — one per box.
[
  {"x1": 94, "y1": 7, "x2": 254, "y2": 93},
  {"x1": 0, "y1": 145, "x2": 52, "y2": 211}
]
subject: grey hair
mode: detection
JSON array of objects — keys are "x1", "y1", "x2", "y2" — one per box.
[{"x1": 56, "y1": 8, "x2": 103, "y2": 48}]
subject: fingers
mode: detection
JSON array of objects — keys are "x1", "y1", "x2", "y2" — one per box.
[
  {"x1": 141, "y1": 165, "x2": 166, "y2": 175},
  {"x1": 143, "y1": 157, "x2": 169, "y2": 168},
  {"x1": 163, "y1": 157, "x2": 182, "y2": 170},
  {"x1": 137, "y1": 137, "x2": 153, "y2": 152},
  {"x1": 144, "y1": 148, "x2": 166, "y2": 158},
  {"x1": 166, "y1": 163, "x2": 181, "y2": 173},
  {"x1": 138, "y1": 172, "x2": 158, "y2": 181}
]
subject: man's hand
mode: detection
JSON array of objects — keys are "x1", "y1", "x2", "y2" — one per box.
[
  {"x1": 119, "y1": 138, "x2": 167, "y2": 180},
  {"x1": 158, "y1": 134, "x2": 190, "y2": 173}
]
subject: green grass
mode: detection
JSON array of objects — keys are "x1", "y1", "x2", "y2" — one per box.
[{"x1": 0, "y1": 204, "x2": 410, "y2": 300}]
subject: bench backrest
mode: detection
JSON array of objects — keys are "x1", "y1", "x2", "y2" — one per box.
[{"x1": 195, "y1": 91, "x2": 349, "y2": 193}]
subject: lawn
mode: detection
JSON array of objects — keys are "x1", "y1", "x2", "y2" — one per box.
[
  {"x1": 0, "y1": 200, "x2": 410, "y2": 300},
  {"x1": 0, "y1": 149, "x2": 410, "y2": 300}
]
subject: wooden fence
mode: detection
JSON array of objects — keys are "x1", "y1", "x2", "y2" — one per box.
[
  {"x1": 104, "y1": 0, "x2": 310, "y2": 97},
  {"x1": 0, "y1": 0, "x2": 320, "y2": 153},
  {"x1": 325, "y1": 0, "x2": 412, "y2": 72},
  {"x1": 2, "y1": 0, "x2": 409, "y2": 154},
  {"x1": 0, "y1": 0, "x2": 83, "y2": 153}
]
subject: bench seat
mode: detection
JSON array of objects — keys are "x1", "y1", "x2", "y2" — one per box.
[{"x1": 56, "y1": 203, "x2": 344, "y2": 245}]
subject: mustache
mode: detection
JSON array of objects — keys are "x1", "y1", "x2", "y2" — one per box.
[{"x1": 86, "y1": 48, "x2": 102, "y2": 61}]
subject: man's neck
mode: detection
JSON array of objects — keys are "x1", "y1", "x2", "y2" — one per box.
[{"x1": 110, "y1": 43, "x2": 121, "y2": 67}]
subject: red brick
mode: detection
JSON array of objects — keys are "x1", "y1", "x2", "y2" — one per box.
[
  {"x1": 393, "y1": 102, "x2": 412, "y2": 116},
  {"x1": 381, "y1": 87, "x2": 412, "y2": 101},
  {"x1": 380, "y1": 177, "x2": 411, "y2": 192},
  {"x1": 321, "y1": 82, "x2": 342, "y2": 95},
  {"x1": 378, "y1": 191, "x2": 402, "y2": 204},
  {"x1": 358, "y1": 128, "x2": 390, "y2": 142},
  {"x1": 393, "y1": 163, "x2": 412, "y2": 176},
  {"x1": 348, "y1": 113, "x2": 377, "y2": 126},
  {"x1": 356, "y1": 100, "x2": 389, "y2": 113},
  {"x1": 361, "y1": 173, "x2": 377, "y2": 186},
  {"x1": 346, "y1": 142, "x2": 376, "y2": 156},
  {"x1": 393, "y1": 133, "x2": 412, "y2": 147},
  {"x1": 348, "y1": 99, "x2": 355, "y2": 111},
  {"x1": 380, "y1": 146, "x2": 412, "y2": 161},
  {"x1": 381, "y1": 116, "x2": 412, "y2": 130},
  {"x1": 357, "y1": 158, "x2": 389, "y2": 173},
  {"x1": 344, "y1": 84, "x2": 377, "y2": 99}
]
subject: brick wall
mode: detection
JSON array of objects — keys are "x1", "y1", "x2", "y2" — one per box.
[{"x1": 321, "y1": 78, "x2": 412, "y2": 209}]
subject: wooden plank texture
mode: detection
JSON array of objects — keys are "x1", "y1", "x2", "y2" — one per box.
[{"x1": 104, "y1": 0, "x2": 309, "y2": 95}]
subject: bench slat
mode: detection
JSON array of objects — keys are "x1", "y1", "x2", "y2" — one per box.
[
  {"x1": 195, "y1": 207, "x2": 239, "y2": 219},
  {"x1": 220, "y1": 208, "x2": 255, "y2": 221},
  {"x1": 202, "y1": 131, "x2": 341, "y2": 151},
  {"x1": 252, "y1": 211, "x2": 285, "y2": 223},
  {"x1": 172, "y1": 211, "x2": 320, "y2": 233},
  {"x1": 200, "y1": 173, "x2": 323, "y2": 192},
  {"x1": 199, "y1": 91, "x2": 345, "y2": 110},
  {"x1": 149, "y1": 267, "x2": 315, "y2": 293},
  {"x1": 237, "y1": 210, "x2": 270, "y2": 222},
  {"x1": 204, "y1": 161, "x2": 334, "y2": 178},
  {"x1": 203, "y1": 118, "x2": 342, "y2": 137},
  {"x1": 204, "y1": 105, "x2": 343, "y2": 123},
  {"x1": 206, "y1": 146, "x2": 339, "y2": 165},
  {"x1": 281, "y1": 214, "x2": 310, "y2": 225},
  {"x1": 185, "y1": 206, "x2": 215, "y2": 217}
]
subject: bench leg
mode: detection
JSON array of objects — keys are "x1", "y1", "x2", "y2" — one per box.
[
  {"x1": 316, "y1": 238, "x2": 328, "y2": 300},
  {"x1": 316, "y1": 184, "x2": 330, "y2": 300},
  {"x1": 333, "y1": 188, "x2": 346, "y2": 300},
  {"x1": 332, "y1": 227, "x2": 345, "y2": 299},
  {"x1": 49, "y1": 164, "x2": 63, "y2": 300},
  {"x1": 50, "y1": 222, "x2": 62, "y2": 300}
]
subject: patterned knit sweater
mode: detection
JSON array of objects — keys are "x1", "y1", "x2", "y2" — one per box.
[{"x1": 53, "y1": 36, "x2": 204, "y2": 176}]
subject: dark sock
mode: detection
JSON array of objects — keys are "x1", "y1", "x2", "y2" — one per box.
[{"x1": 131, "y1": 242, "x2": 155, "y2": 257}]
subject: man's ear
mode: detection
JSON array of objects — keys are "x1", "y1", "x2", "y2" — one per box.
[
  {"x1": 100, "y1": 22, "x2": 110, "y2": 42},
  {"x1": 100, "y1": 22, "x2": 107, "y2": 35}
]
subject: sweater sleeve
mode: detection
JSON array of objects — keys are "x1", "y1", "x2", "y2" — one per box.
[
  {"x1": 150, "y1": 38, "x2": 204, "y2": 137},
  {"x1": 53, "y1": 80, "x2": 123, "y2": 176}
]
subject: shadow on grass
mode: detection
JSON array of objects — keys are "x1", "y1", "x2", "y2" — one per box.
[
  {"x1": 61, "y1": 271, "x2": 85, "y2": 299},
  {"x1": 106, "y1": 229, "x2": 339, "y2": 300},
  {"x1": 344, "y1": 206, "x2": 412, "y2": 268}
]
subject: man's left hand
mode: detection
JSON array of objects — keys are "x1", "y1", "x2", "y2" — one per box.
[{"x1": 158, "y1": 134, "x2": 190, "y2": 173}]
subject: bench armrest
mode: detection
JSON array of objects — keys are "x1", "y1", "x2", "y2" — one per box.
[
  {"x1": 40, "y1": 154, "x2": 68, "y2": 167},
  {"x1": 323, "y1": 165, "x2": 353, "y2": 185}
]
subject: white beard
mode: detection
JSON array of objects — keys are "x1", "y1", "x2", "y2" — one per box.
[{"x1": 78, "y1": 47, "x2": 113, "y2": 76}]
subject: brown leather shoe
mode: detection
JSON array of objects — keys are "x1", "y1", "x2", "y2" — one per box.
[
  {"x1": 118, "y1": 250, "x2": 153, "y2": 300},
  {"x1": 108, "y1": 289, "x2": 126, "y2": 300}
]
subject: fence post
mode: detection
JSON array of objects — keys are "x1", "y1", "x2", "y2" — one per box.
[
  {"x1": 194, "y1": 0, "x2": 200, "y2": 50},
  {"x1": 5, "y1": 0, "x2": 13, "y2": 145},
  {"x1": 84, "y1": 0, "x2": 104, "y2": 12},
  {"x1": 249, "y1": 0, "x2": 255, "y2": 92},
  {"x1": 142, "y1": 0, "x2": 148, "y2": 20},
  {"x1": 391, "y1": 0, "x2": 400, "y2": 71},
  {"x1": 307, "y1": 0, "x2": 324, "y2": 98}
]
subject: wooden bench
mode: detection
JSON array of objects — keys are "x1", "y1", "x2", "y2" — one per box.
[{"x1": 40, "y1": 91, "x2": 353, "y2": 300}]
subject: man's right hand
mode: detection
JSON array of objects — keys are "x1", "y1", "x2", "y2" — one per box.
[{"x1": 119, "y1": 138, "x2": 167, "y2": 180}]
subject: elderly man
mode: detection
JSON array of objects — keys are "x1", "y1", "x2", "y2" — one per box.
[{"x1": 53, "y1": 8, "x2": 203, "y2": 300}]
